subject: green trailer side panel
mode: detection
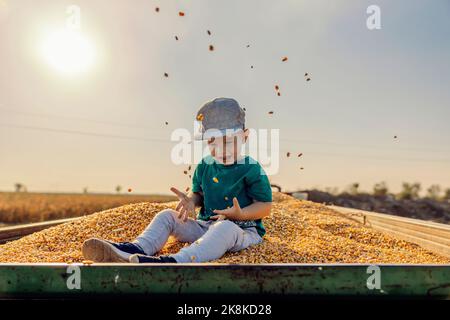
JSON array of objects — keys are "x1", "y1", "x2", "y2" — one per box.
[{"x1": 0, "y1": 264, "x2": 449, "y2": 298}]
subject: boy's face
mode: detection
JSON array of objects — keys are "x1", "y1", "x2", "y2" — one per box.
[{"x1": 207, "y1": 129, "x2": 248, "y2": 165}]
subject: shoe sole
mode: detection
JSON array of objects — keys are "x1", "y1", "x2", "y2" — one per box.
[
  {"x1": 82, "y1": 238, "x2": 131, "y2": 263},
  {"x1": 129, "y1": 254, "x2": 140, "y2": 263}
]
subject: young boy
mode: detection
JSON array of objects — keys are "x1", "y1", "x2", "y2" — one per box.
[{"x1": 82, "y1": 97, "x2": 272, "y2": 263}]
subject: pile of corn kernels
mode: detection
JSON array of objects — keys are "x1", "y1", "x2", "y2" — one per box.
[{"x1": 0, "y1": 193, "x2": 448, "y2": 263}]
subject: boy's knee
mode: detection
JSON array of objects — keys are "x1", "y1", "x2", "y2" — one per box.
[
  {"x1": 210, "y1": 220, "x2": 244, "y2": 248},
  {"x1": 211, "y1": 220, "x2": 240, "y2": 233},
  {"x1": 155, "y1": 209, "x2": 177, "y2": 223}
]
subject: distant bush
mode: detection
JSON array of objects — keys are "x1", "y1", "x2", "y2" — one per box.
[
  {"x1": 14, "y1": 183, "x2": 25, "y2": 193},
  {"x1": 373, "y1": 182, "x2": 389, "y2": 197},
  {"x1": 346, "y1": 183, "x2": 360, "y2": 195},
  {"x1": 444, "y1": 188, "x2": 450, "y2": 201},
  {"x1": 397, "y1": 182, "x2": 421, "y2": 200},
  {"x1": 426, "y1": 184, "x2": 441, "y2": 200}
]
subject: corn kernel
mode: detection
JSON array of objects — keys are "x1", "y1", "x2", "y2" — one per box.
[{"x1": 0, "y1": 193, "x2": 447, "y2": 264}]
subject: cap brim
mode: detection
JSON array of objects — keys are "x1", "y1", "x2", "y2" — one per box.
[{"x1": 194, "y1": 127, "x2": 244, "y2": 141}]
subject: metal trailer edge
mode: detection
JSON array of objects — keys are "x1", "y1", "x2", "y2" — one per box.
[{"x1": 0, "y1": 263, "x2": 449, "y2": 299}]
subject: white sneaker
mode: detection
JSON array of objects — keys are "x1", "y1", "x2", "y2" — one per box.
[{"x1": 82, "y1": 238, "x2": 138, "y2": 263}]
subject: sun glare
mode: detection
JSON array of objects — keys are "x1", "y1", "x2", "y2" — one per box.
[{"x1": 40, "y1": 29, "x2": 96, "y2": 75}]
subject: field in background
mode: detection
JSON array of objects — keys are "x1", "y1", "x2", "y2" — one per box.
[
  {"x1": 0, "y1": 192, "x2": 176, "y2": 225},
  {"x1": 293, "y1": 190, "x2": 450, "y2": 224}
]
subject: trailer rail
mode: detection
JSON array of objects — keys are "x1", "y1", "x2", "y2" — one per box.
[{"x1": 0, "y1": 217, "x2": 80, "y2": 244}]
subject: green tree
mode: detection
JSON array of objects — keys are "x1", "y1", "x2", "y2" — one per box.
[
  {"x1": 373, "y1": 182, "x2": 389, "y2": 196},
  {"x1": 398, "y1": 182, "x2": 421, "y2": 200},
  {"x1": 444, "y1": 188, "x2": 450, "y2": 201},
  {"x1": 347, "y1": 183, "x2": 360, "y2": 195},
  {"x1": 426, "y1": 184, "x2": 441, "y2": 200},
  {"x1": 14, "y1": 183, "x2": 23, "y2": 192}
]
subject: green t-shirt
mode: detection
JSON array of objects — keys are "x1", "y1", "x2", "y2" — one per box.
[{"x1": 192, "y1": 155, "x2": 272, "y2": 237}]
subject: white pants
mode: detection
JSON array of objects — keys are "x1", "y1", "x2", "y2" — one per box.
[{"x1": 134, "y1": 209, "x2": 263, "y2": 263}]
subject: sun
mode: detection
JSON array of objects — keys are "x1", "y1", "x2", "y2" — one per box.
[{"x1": 40, "y1": 29, "x2": 96, "y2": 75}]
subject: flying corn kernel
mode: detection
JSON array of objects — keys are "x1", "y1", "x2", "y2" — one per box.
[
  {"x1": 196, "y1": 114, "x2": 204, "y2": 121},
  {"x1": 282, "y1": 57, "x2": 288, "y2": 62},
  {"x1": 179, "y1": 11, "x2": 185, "y2": 17},
  {"x1": 213, "y1": 177, "x2": 219, "y2": 183}
]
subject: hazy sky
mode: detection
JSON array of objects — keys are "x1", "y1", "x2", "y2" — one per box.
[{"x1": 0, "y1": 0, "x2": 449, "y2": 195}]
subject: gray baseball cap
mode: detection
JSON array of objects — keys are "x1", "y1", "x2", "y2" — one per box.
[{"x1": 195, "y1": 97, "x2": 245, "y2": 140}]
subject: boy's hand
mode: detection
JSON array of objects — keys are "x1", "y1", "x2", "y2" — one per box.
[
  {"x1": 212, "y1": 197, "x2": 243, "y2": 220},
  {"x1": 209, "y1": 214, "x2": 227, "y2": 221},
  {"x1": 170, "y1": 187, "x2": 195, "y2": 222}
]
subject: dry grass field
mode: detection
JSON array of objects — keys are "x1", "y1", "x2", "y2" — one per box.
[{"x1": 0, "y1": 192, "x2": 176, "y2": 224}]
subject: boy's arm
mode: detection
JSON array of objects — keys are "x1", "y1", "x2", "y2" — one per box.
[
  {"x1": 189, "y1": 191, "x2": 204, "y2": 207},
  {"x1": 212, "y1": 198, "x2": 271, "y2": 221},
  {"x1": 240, "y1": 201, "x2": 272, "y2": 220}
]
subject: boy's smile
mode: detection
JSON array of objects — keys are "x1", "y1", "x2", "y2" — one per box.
[{"x1": 207, "y1": 129, "x2": 248, "y2": 165}]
